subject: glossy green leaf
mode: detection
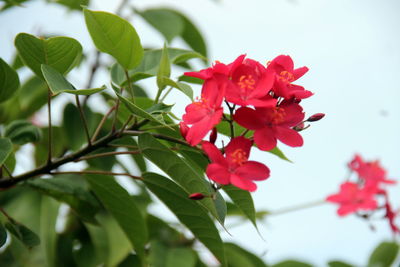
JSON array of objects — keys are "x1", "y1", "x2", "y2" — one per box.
[
  {"x1": 85, "y1": 173, "x2": 148, "y2": 264},
  {"x1": 0, "y1": 58, "x2": 20, "y2": 103},
  {"x1": 138, "y1": 133, "x2": 223, "y2": 223},
  {"x1": 27, "y1": 176, "x2": 100, "y2": 224},
  {"x1": 63, "y1": 103, "x2": 86, "y2": 151},
  {"x1": 5, "y1": 220, "x2": 40, "y2": 248},
  {"x1": 328, "y1": 261, "x2": 354, "y2": 267},
  {"x1": 0, "y1": 138, "x2": 12, "y2": 166},
  {"x1": 84, "y1": 9, "x2": 143, "y2": 70},
  {"x1": 15, "y1": 33, "x2": 82, "y2": 78},
  {"x1": 272, "y1": 260, "x2": 312, "y2": 267},
  {"x1": 223, "y1": 185, "x2": 258, "y2": 229},
  {"x1": 157, "y1": 44, "x2": 171, "y2": 91},
  {"x1": 225, "y1": 243, "x2": 267, "y2": 267},
  {"x1": 4, "y1": 120, "x2": 41, "y2": 145},
  {"x1": 41, "y1": 64, "x2": 106, "y2": 96},
  {"x1": 137, "y1": 9, "x2": 184, "y2": 43},
  {"x1": 142, "y1": 172, "x2": 226, "y2": 267},
  {"x1": 0, "y1": 222, "x2": 7, "y2": 247},
  {"x1": 166, "y1": 248, "x2": 197, "y2": 267},
  {"x1": 368, "y1": 241, "x2": 399, "y2": 267},
  {"x1": 161, "y1": 77, "x2": 193, "y2": 100}
]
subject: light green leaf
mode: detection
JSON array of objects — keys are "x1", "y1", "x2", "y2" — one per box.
[
  {"x1": 0, "y1": 138, "x2": 13, "y2": 166},
  {"x1": 84, "y1": 9, "x2": 143, "y2": 70},
  {"x1": 138, "y1": 133, "x2": 223, "y2": 223},
  {"x1": 52, "y1": 0, "x2": 89, "y2": 10},
  {"x1": 328, "y1": 261, "x2": 354, "y2": 267},
  {"x1": 368, "y1": 241, "x2": 399, "y2": 267},
  {"x1": 4, "y1": 120, "x2": 41, "y2": 145},
  {"x1": 0, "y1": 58, "x2": 20, "y2": 103},
  {"x1": 15, "y1": 33, "x2": 82, "y2": 78},
  {"x1": 142, "y1": 172, "x2": 226, "y2": 267},
  {"x1": 166, "y1": 248, "x2": 197, "y2": 267},
  {"x1": 41, "y1": 64, "x2": 106, "y2": 95},
  {"x1": 223, "y1": 185, "x2": 258, "y2": 229},
  {"x1": 85, "y1": 173, "x2": 148, "y2": 264},
  {"x1": 272, "y1": 260, "x2": 312, "y2": 267},
  {"x1": 225, "y1": 243, "x2": 267, "y2": 267},
  {"x1": 156, "y1": 44, "x2": 171, "y2": 91},
  {"x1": 5, "y1": 220, "x2": 40, "y2": 248},
  {"x1": 161, "y1": 77, "x2": 193, "y2": 100},
  {"x1": 137, "y1": 9, "x2": 184, "y2": 43}
]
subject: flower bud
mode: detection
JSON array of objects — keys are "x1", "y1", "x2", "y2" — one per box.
[
  {"x1": 307, "y1": 113, "x2": 325, "y2": 122},
  {"x1": 188, "y1": 193, "x2": 205, "y2": 200},
  {"x1": 209, "y1": 127, "x2": 217, "y2": 144},
  {"x1": 179, "y1": 122, "x2": 189, "y2": 138}
]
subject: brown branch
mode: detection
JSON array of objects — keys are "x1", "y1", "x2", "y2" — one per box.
[{"x1": 91, "y1": 106, "x2": 115, "y2": 142}]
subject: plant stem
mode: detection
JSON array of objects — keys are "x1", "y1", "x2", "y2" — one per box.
[
  {"x1": 75, "y1": 150, "x2": 141, "y2": 162},
  {"x1": 47, "y1": 88, "x2": 53, "y2": 164},
  {"x1": 268, "y1": 199, "x2": 326, "y2": 216},
  {"x1": 50, "y1": 170, "x2": 143, "y2": 180},
  {"x1": 124, "y1": 70, "x2": 134, "y2": 103},
  {"x1": 91, "y1": 106, "x2": 115, "y2": 142},
  {"x1": 75, "y1": 95, "x2": 92, "y2": 146},
  {"x1": 2, "y1": 165, "x2": 13, "y2": 178},
  {"x1": 159, "y1": 86, "x2": 173, "y2": 102}
]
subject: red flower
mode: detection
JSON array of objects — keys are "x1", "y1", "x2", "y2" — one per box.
[
  {"x1": 268, "y1": 55, "x2": 313, "y2": 100},
  {"x1": 349, "y1": 154, "x2": 396, "y2": 188},
  {"x1": 202, "y1": 136, "x2": 270, "y2": 192},
  {"x1": 384, "y1": 197, "x2": 400, "y2": 235},
  {"x1": 326, "y1": 182, "x2": 378, "y2": 216},
  {"x1": 225, "y1": 56, "x2": 277, "y2": 107},
  {"x1": 184, "y1": 56, "x2": 240, "y2": 80},
  {"x1": 234, "y1": 101, "x2": 305, "y2": 151},
  {"x1": 182, "y1": 78, "x2": 225, "y2": 146}
]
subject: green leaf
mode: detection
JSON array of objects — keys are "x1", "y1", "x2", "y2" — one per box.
[
  {"x1": 161, "y1": 77, "x2": 193, "y2": 100},
  {"x1": 166, "y1": 248, "x2": 197, "y2": 267},
  {"x1": 4, "y1": 120, "x2": 41, "y2": 145},
  {"x1": 117, "y1": 94, "x2": 172, "y2": 129},
  {"x1": 138, "y1": 9, "x2": 207, "y2": 58},
  {"x1": 41, "y1": 64, "x2": 106, "y2": 96},
  {"x1": 137, "y1": 9, "x2": 184, "y2": 43},
  {"x1": 223, "y1": 185, "x2": 258, "y2": 229},
  {"x1": 84, "y1": 9, "x2": 143, "y2": 70},
  {"x1": 0, "y1": 138, "x2": 13, "y2": 166},
  {"x1": 142, "y1": 172, "x2": 226, "y2": 267},
  {"x1": 62, "y1": 103, "x2": 86, "y2": 151},
  {"x1": 272, "y1": 260, "x2": 312, "y2": 267},
  {"x1": 225, "y1": 243, "x2": 267, "y2": 267},
  {"x1": 328, "y1": 261, "x2": 354, "y2": 267},
  {"x1": 40, "y1": 196, "x2": 60, "y2": 267},
  {"x1": 15, "y1": 33, "x2": 82, "y2": 78},
  {"x1": 27, "y1": 176, "x2": 100, "y2": 224},
  {"x1": 0, "y1": 58, "x2": 20, "y2": 103},
  {"x1": 0, "y1": 222, "x2": 7, "y2": 247},
  {"x1": 85, "y1": 173, "x2": 148, "y2": 264},
  {"x1": 138, "y1": 133, "x2": 223, "y2": 223},
  {"x1": 368, "y1": 241, "x2": 399, "y2": 267},
  {"x1": 5, "y1": 220, "x2": 40, "y2": 248},
  {"x1": 52, "y1": 0, "x2": 89, "y2": 10},
  {"x1": 156, "y1": 44, "x2": 171, "y2": 91}
]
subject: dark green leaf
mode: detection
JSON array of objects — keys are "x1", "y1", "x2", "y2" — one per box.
[
  {"x1": 84, "y1": 9, "x2": 143, "y2": 70},
  {"x1": 15, "y1": 33, "x2": 82, "y2": 78},
  {"x1": 85, "y1": 173, "x2": 148, "y2": 263},
  {"x1": 4, "y1": 120, "x2": 41, "y2": 145},
  {"x1": 40, "y1": 196, "x2": 60, "y2": 267},
  {"x1": 166, "y1": 248, "x2": 197, "y2": 267},
  {"x1": 0, "y1": 222, "x2": 7, "y2": 247},
  {"x1": 138, "y1": 133, "x2": 223, "y2": 223},
  {"x1": 272, "y1": 260, "x2": 312, "y2": 267},
  {"x1": 223, "y1": 185, "x2": 258, "y2": 229},
  {"x1": 0, "y1": 57, "x2": 20, "y2": 103},
  {"x1": 5, "y1": 220, "x2": 40, "y2": 248},
  {"x1": 0, "y1": 137, "x2": 12, "y2": 165},
  {"x1": 368, "y1": 241, "x2": 399, "y2": 267},
  {"x1": 156, "y1": 44, "x2": 171, "y2": 91},
  {"x1": 63, "y1": 103, "x2": 86, "y2": 151},
  {"x1": 142, "y1": 172, "x2": 226, "y2": 267}
]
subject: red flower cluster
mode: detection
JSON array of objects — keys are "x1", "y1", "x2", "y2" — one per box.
[
  {"x1": 327, "y1": 154, "x2": 399, "y2": 234},
  {"x1": 180, "y1": 55, "x2": 319, "y2": 191}
]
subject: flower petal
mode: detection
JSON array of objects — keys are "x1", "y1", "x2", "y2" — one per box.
[
  {"x1": 225, "y1": 136, "x2": 252, "y2": 161},
  {"x1": 206, "y1": 163, "x2": 230, "y2": 185},
  {"x1": 230, "y1": 174, "x2": 257, "y2": 192},
  {"x1": 253, "y1": 127, "x2": 277, "y2": 151},
  {"x1": 234, "y1": 107, "x2": 265, "y2": 130},
  {"x1": 275, "y1": 126, "x2": 303, "y2": 147},
  {"x1": 202, "y1": 141, "x2": 226, "y2": 165},
  {"x1": 235, "y1": 161, "x2": 270, "y2": 181}
]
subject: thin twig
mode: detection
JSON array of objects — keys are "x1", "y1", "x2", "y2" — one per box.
[
  {"x1": 50, "y1": 170, "x2": 143, "y2": 180},
  {"x1": 91, "y1": 106, "x2": 115, "y2": 142},
  {"x1": 75, "y1": 150, "x2": 141, "y2": 162},
  {"x1": 119, "y1": 115, "x2": 134, "y2": 135},
  {"x1": 159, "y1": 86, "x2": 173, "y2": 102},
  {"x1": 75, "y1": 95, "x2": 92, "y2": 146},
  {"x1": 268, "y1": 199, "x2": 326, "y2": 216}
]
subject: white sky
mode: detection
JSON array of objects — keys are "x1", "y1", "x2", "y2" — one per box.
[{"x1": 1, "y1": 0, "x2": 400, "y2": 266}]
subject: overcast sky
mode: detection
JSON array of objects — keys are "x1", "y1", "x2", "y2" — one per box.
[{"x1": 1, "y1": 0, "x2": 400, "y2": 265}]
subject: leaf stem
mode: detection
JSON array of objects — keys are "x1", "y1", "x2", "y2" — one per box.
[
  {"x1": 91, "y1": 106, "x2": 115, "y2": 142},
  {"x1": 159, "y1": 86, "x2": 173, "y2": 102},
  {"x1": 75, "y1": 95, "x2": 92, "y2": 146}
]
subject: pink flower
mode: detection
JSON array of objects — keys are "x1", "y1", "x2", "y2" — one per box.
[
  {"x1": 202, "y1": 137, "x2": 270, "y2": 192},
  {"x1": 268, "y1": 55, "x2": 313, "y2": 100},
  {"x1": 182, "y1": 78, "x2": 225, "y2": 146},
  {"x1": 233, "y1": 101, "x2": 305, "y2": 151},
  {"x1": 326, "y1": 182, "x2": 378, "y2": 216}
]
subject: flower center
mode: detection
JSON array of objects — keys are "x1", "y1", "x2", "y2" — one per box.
[
  {"x1": 271, "y1": 107, "x2": 286, "y2": 124},
  {"x1": 278, "y1": 71, "x2": 295, "y2": 83},
  {"x1": 230, "y1": 149, "x2": 248, "y2": 165},
  {"x1": 237, "y1": 75, "x2": 256, "y2": 91}
]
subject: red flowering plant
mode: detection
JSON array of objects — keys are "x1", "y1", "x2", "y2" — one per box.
[
  {"x1": 327, "y1": 154, "x2": 399, "y2": 235},
  {"x1": 181, "y1": 54, "x2": 323, "y2": 192}
]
